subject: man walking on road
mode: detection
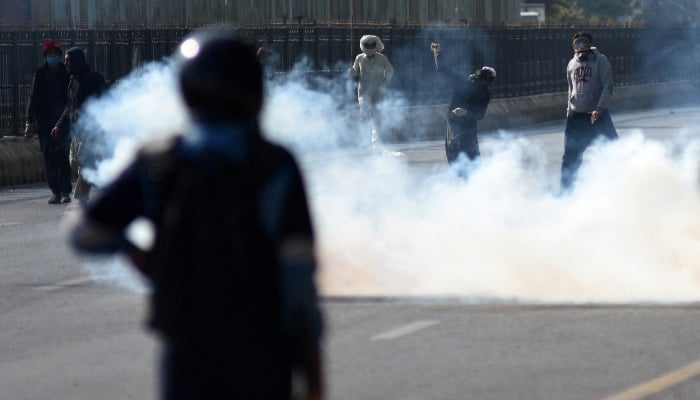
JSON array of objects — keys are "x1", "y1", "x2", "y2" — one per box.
[
  {"x1": 52, "y1": 47, "x2": 106, "y2": 204},
  {"x1": 349, "y1": 35, "x2": 394, "y2": 146},
  {"x1": 24, "y1": 40, "x2": 71, "y2": 204},
  {"x1": 560, "y1": 31, "x2": 619, "y2": 192}
]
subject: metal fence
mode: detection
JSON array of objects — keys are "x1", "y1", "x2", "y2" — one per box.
[{"x1": 2, "y1": 23, "x2": 699, "y2": 136}]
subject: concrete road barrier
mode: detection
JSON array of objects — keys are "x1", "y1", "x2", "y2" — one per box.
[
  {"x1": 392, "y1": 80, "x2": 699, "y2": 142},
  {"x1": 1, "y1": 81, "x2": 697, "y2": 187},
  {"x1": 0, "y1": 136, "x2": 46, "y2": 187}
]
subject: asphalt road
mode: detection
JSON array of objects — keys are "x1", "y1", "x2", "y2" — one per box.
[{"x1": 1, "y1": 106, "x2": 699, "y2": 399}]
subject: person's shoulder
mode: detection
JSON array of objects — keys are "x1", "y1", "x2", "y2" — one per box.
[
  {"x1": 259, "y1": 138, "x2": 295, "y2": 160},
  {"x1": 131, "y1": 135, "x2": 185, "y2": 179},
  {"x1": 57, "y1": 64, "x2": 70, "y2": 76},
  {"x1": 35, "y1": 64, "x2": 55, "y2": 78},
  {"x1": 138, "y1": 135, "x2": 183, "y2": 160},
  {"x1": 592, "y1": 47, "x2": 609, "y2": 59},
  {"x1": 87, "y1": 70, "x2": 105, "y2": 83},
  {"x1": 254, "y1": 138, "x2": 299, "y2": 174}
]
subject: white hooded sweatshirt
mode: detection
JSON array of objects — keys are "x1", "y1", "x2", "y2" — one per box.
[{"x1": 350, "y1": 35, "x2": 394, "y2": 101}]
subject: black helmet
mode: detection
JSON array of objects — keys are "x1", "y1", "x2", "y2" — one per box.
[
  {"x1": 176, "y1": 32, "x2": 263, "y2": 121},
  {"x1": 469, "y1": 66, "x2": 496, "y2": 83}
]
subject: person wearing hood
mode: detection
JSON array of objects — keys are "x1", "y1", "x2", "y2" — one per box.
[
  {"x1": 51, "y1": 46, "x2": 106, "y2": 204},
  {"x1": 69, "y1": 33, "x2": 324, "y2": 400},
  {"x1": 560, "y1": 31, "x2": 618, "y2": 192},
  {"x1": 24, "y1": 40, "x2": 71, "y2": 204},
  {"x1": 349, "y1": 35, "x2": 394, "y2": 145},
  {"x1": 430, "y1": 42, "x2": 495, "y2": 172}
]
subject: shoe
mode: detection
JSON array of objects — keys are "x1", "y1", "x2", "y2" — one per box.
[
  {"x1": 60, "y1": 194, "x2": 71, "y2": 204},
  {"x1": 48, "y1": 195, "x2": 60, "y2": 204}
]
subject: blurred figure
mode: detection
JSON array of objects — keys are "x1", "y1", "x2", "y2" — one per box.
[
  {"x1": 560, "y1": 31, "x2": 618, "y2": 193},
  {"x1": 430, "y1": 42, "x2": 495, "y2": 171},
  {"x1": 25, "y1": 40, "x2": 71, "y2": 204},
  {"x1": 349, "y1": 35, "x2": 394, "y2": 145},
  {"x1": 257, "y1": 45, "x2": 280, "y2": 86},
  {"x1": 52, "y1": 47, "x2": 106, "y2": 204},
  {"x1": 69, "y1": 33, "x2": 323, "y2": 400}
]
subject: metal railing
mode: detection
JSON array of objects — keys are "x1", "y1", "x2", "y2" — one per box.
[{"x1": 2, "y1": 23, "x2": 699, "y2": 136}]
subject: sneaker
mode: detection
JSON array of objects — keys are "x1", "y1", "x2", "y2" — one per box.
[
  {"x1": 60, "y1": 194, "x2": 72, "y2": 204},
  {"x1": 48, "y1": 195, "x2": 60, "y2": 204}
]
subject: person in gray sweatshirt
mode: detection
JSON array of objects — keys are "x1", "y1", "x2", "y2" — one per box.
[{"x1": 560, "y1": 31, "x2": 618, "y2": 192}]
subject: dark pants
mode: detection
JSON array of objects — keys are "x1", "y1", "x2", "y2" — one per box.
[
  {"x1": 38, "y1": 129, "x2": 72, "y2": 196},
  {"x1": 560, "y1": 110, "x2": 618, "y2": 191},
  {"x1": 160, "y1": 339, "x2": 292, "y2": 400},
  {"x1": 445, "y1": 116, "x2": 480, "y2": 164}
]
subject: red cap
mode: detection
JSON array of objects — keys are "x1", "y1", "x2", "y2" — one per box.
[{"x1": 41, "y1": 40, "x2": 62, "y2": 55}]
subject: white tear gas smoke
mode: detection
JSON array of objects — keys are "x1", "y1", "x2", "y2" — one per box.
[
  {"x1": 69, "y1": 58, "x2": 700, "y2": 304},
  {"x1": 80, "y1": 255, "x2": 148, "y2": 294},
  {"x1": 73, "y1": 60, "x2": 190, "y2": 186}
]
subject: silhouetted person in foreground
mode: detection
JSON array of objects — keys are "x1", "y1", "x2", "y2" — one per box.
[
  {"x1": 69, "y1": 33, "x2": 324, "y2": 400},
  {"x1": 52, "y1": 47, "x2": 106, "y2": 204},
  {"x1": 25, "y1": 40, "x2": 71, "y2": 204}
]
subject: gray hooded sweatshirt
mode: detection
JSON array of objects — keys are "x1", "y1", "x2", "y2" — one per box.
[{"x1": 566, "y1": 47, "x2": 613, "y2": 113}]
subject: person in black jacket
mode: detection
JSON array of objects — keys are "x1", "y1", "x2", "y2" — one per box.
[
  {"x1": 24, "y1": 40, "x2": 71, "y2": 204},
  {"x1": 69, "y1": 33, "x2": 324, "y2": 400},
  {"x1": 430, "y1": 42, "x2": 495, "y2": 169},
  {"x1": 51, "y1": 47, "x2": 106, "y2": 204}
]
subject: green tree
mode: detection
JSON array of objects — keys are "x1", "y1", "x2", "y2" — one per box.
[
  {"x1": 639, "y1": 0, "x2": 700, "y2": 24},
  {"x1": 525, "y1": 0, "x2": 636, "y2": 24}
]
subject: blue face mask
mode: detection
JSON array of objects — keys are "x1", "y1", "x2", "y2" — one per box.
[{"x1": 46, "y1": 56, "x2": 60, "y2": 65}]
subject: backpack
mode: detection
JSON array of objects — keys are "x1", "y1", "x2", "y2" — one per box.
[{"x1": 140, "y1": 136, "x2": 286, "y2": 343}]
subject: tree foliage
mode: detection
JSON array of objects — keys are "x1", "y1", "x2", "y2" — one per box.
[
  {"x1": 533, "y1": 0, "x2": 634, "y2": 24},
  {"x1": 524, "y1": 0, "x2": 700, "y2": 24},
  {"x1": 638, "y1": 0, "x2": 700, "y2": 24}
]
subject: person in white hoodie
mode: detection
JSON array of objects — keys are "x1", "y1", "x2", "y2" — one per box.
[
  {"x1": 349, "y1": 35, "x2": 394, "y2": 145},
  {"x1": 560, "y1": 31, "x2": 619, "y2": 192}
]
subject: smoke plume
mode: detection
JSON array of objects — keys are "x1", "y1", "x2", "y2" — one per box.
[{"x1": 69, "y1": 54, "x2": 700, "y2": 304}]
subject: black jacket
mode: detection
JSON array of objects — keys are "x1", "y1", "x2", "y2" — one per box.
[
  {"x1": 55, "y1": 67, "x2": 106, "y2": 134},
  {"x1": 25, "y1": 63, "x2": 69, "y2": 132},
  {"x1": 440, "y1": 68, "x2": 491, "y2": 123}
]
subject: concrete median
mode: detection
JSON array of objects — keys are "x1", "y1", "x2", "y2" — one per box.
[
  {"x1": 1, "y1": 80, "x2": 697, "y2": 187},
  {"x1": 0, "y1": 136, "x2": 45, "y2": 187},
  {"x1": 392, "y1": 80, "x2": 699, "y2": 141}
]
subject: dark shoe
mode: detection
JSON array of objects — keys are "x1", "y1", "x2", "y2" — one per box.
[
  {"x1": 48, "y1": 195, "x2": 60, "y2": 204},
  {"x1": 60, "y1": 194, "x2": 71, "y2": 204}
]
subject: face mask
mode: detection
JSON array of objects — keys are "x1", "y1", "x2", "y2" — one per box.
[
  {"x1": 46, "y1": 56, "x2": 60, "y2": 65},
  {"x1": 572, "y1": 37, "x2": 592, "y2": 53}
]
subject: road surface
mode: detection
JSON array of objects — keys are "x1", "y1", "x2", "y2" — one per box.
[{"x1": 1, "y1": 106, "x2": 699, "y2": 399}]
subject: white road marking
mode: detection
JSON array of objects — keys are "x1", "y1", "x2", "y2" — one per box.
[
  {"x1": 0, "y1": 221, "x2": 23, "y2": 227},
  {"x1": 371, "y1": 320, "x2": 440, "y2": 341},
  {"x1": 34, "y1": 276, "x2": 93, "y2": 291},
  {"x1": 601, "y1": 358, "x2": 700, "y2": 400}
]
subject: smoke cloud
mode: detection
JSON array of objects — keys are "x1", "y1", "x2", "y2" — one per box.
[{"x1": 69, "y1": 54, "x2": 700, "y2": 304}]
